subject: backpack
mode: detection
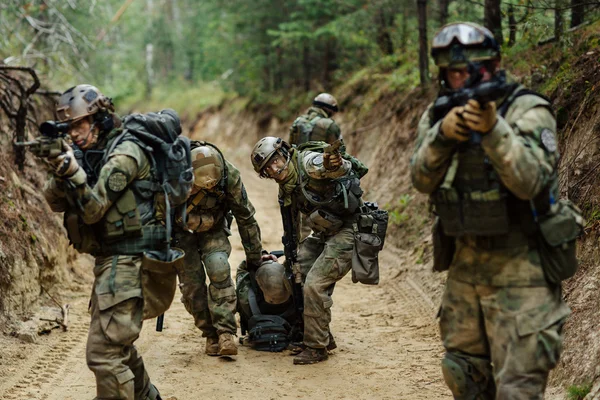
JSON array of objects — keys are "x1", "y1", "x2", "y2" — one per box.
[
  {"x1": 289, "y1": 113, "x2": 333, "y2": 144},
  {"x1": 111, "y1": 109, "x2": 194, "y2": 239},
  {"x1": 296, "y1": 140, "x2": 368, "y2": 179},
  {"x1": 247, "y1": 314, "x2": 292, "y2": 352}
]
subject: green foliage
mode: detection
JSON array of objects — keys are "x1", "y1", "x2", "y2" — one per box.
[
  {"x1": 386, "y1": 194, "x2": 413, "y2": 226},
  {"x1": 566, "y1": 382, "x2": 592, "y2": 400}
]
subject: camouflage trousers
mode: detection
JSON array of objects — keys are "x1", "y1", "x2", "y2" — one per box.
[
  {"x1": 297, "y1": 226, "x2": 354, "y2": 348},
  {"x1": 86, "y1": 255, "x2": 155, "y2": 400},
  {"x1": 439, "y1": 278, "x2": 570, "y2": 400},
  {"x1": 175, "y1": 228, "x2": 237, "y2": 338}
]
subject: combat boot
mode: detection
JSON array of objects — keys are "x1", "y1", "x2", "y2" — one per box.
[
  {"x1": 289, "y1": 332, "x2": 336, "y2": 355},
  {"x1": 293, "y1": 347, "x2": 328, "y2": 365},
  {"x1": 218, "y1": 333, "x2": 238, "y2": 356},
  {"x1": 205, "y1": 336, "x2": 219, "y2": 356},
  {"x1": 327, "y1": 332, "x2": 337, "y2": 351}
]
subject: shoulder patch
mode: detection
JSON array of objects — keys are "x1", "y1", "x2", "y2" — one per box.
[
  {"x1": 540, "y1": 128, "x2": 557, "y2": 153},
  {"x1": 313, "y1": 154, "x2": 324, "y2": 166},
  {"x1": 107, "y1": 171, "x2": 129, "y2": 193}
]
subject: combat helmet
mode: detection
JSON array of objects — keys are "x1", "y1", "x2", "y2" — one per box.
[
  {"x1": 255, "y1": 260, "x2": 292, "y2": 305},
  {"x1": 56, "y1": 84, "x2": 114, "y2": 124},
  {"x1": 191, "y1": 145, "x2": 224, "y2": 190},
  {"x1": 251, "y1": 136, "x2": 291, "y2": 177},
  {"x1": 313, "y1": 93, "x2": 339, "y2": 115},
  {"x1": 431, "y1": 22, "x2": 500, "y2": 69}
]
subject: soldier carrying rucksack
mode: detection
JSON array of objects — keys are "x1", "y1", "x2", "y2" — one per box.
[
  {"x1": 288, "y1": 93, "x2": 341, "y2": 146},
  {"x1": 42, "y1": 84, "x2": 191, "y2": 400}
]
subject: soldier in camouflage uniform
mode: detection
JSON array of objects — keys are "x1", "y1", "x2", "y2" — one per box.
[
  {"x1": 410, "y1": 23, "x2": 570, "y2": 399},
  {"x1": 43, "y1": 85, "x2": 175, "y2": 400},
  {"x1": 174, "y1": 142, "x2": 264, "y2": 357},
  {"x1": 251, "y1": 137, "x2": 365, "y2": 365},
  {"x1": 289, "y1": 93, "x2": 342, "y2": 241}
]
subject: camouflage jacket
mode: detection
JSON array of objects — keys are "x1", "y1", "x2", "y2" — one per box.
[
  {"x1": 288, "y1": 107, "x2": 341, "y2": 145},
  {"x1": 411, "y1": 84, "x2": 558, "y2": 286},
  {"x1": 184, "y1": 160, "x2": 263, "y2": 265},
  {"x1": 44, "y1": 128, "x2": 159, "y2": 255}
]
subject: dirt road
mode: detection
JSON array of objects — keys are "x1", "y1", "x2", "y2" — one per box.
[{"x1": 0, "y1": 153, "x2": 451, "y2": 400}]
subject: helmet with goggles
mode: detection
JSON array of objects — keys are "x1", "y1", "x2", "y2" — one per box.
[{"x1": 431, "y1": 22, "x2": 500, "y2": 68}]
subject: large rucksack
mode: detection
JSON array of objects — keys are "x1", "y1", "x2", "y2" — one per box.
[{"x1": 111, "y1": 109, "x2": 194, "y2": 238}]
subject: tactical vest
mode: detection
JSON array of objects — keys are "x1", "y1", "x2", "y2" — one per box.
[
  {"x1": 293, "y1": 150, "x2": 363, "y2": 219},
  {"x1": 431, "y1": 86, "x2": 556, "y2": 242},
  {"x1": 65, "y1": 130, "x2": 165, "y2": 256},
  {"x1": 289, "y1": 108, "x2": 335, "y2": 145}
]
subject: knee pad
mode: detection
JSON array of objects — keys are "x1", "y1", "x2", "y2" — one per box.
[
  {"x1": 204, "y1": 252, "x2": 231, "y2": 284},
  {"x1": 441, "y1": 352, "x2": 495, "y2": 400}
]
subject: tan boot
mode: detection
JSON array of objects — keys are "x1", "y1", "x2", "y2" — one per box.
[
  {"x1": 205, "y1": 336, "x2": 219, "y2": 356},
  {"x1": 218, "y1": 333, "x2": 238, "y2": 356}
]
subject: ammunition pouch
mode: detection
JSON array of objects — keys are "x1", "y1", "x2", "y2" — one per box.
[
  {"x1": 351, "y1": 202, "x2": 388, "y2": 285},
  {"x1": 141, "y1": 248, "x2": 185, "y2": 320},
  {"x1": 64, "y1": 211, "x2": 101, "y2": 255},
  {"x1": 104, "y1": 189, "x2": 143, "y2": 239},
  {"x1": 433, "y1": 187, "x2": 510, "y2": 236},
  {"x1": 432, "y1": 216, "x2": 455, "y2": 272},
  {"x1": 536, "y1": 199, "x2": 584, "y2": 284},
  {"x1": 306, "y1": 210, "x2": 344, "y2": 234}
]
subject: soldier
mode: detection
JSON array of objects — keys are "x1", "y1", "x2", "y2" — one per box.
[
  {"x1": 410, "y1": 23, "x2": 571, "y2": 399},
  {"x1": 174, "y1": 142, "x2": 265, "y2": 357},
  {"x1": 43, "y1": 85, "x2": 181, "y2": 400},
  {"x1": 289, "y1": 93, "x2": 342, "y2": 240},
  {"x1": 250, "y1": 137, "x2": 365, "y2": 365},
  {"x1": 288, "y1": 92, "x2": 341, "y2": 146}
]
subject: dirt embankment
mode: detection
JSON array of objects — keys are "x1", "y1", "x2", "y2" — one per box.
[{"x1": 0, "y1": 87, "x2": 90, "y2": 334}]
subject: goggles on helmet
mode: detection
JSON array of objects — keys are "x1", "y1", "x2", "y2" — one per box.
[{"x1": 432, "y1": 23, "x2": 493, "y2": 49}]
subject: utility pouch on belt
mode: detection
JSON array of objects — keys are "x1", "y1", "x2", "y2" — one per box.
[
  {"x1": 432, "y1": 216, "x2": 455, "y2": 272},
  {"x1": 141, "y1": 248, "x2": 185, "y2": 320},
  {"x1": 104, "y1": 189, "x2": 143, "y2": 239},
  {"x1": 536, "y1": 199, "x2": 584, "y2": 284},
  {"x1": 306, "y1": 210, "x2": 343, "y2": 234},
  {"x1": 64, "y1": 211, "x2": 102, "y2": 255},
  {"x1": 351, "y1": 202, "x2": 388, "y2": 285}
]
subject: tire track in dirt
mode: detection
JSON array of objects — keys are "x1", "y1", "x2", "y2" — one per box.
[{"x1": 0, "y1": 300, "x2": 89, "y2": 400}]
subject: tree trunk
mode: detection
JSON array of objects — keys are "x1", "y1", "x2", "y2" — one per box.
[
  {"x1": 438, "y1": 0, "x2": 450, "y2": 26},
  {"x1": 303, "y1": 42, "x2": 311, "y2": 92},
  {"x1": 555, "y1": 0, "x2": 565, "y2": 43},
  {"x1": 508, "y1": 3, "x2": 517, "y2": 47},
  {"x1": 570, "y1": 0, "x2": 585, "y2": 28},
  {"x1": 417, "y1": 0, "x2": 429, "y2": 86},
  {"x1": 400, "y1": 8, "x2": 408, "y2": 53},
  {"x1": 376, "y1": 6, "x2": 394, "y2": 55},
  {"x1": 484, "y1": 0, "x2": 503, "y2": 45}
]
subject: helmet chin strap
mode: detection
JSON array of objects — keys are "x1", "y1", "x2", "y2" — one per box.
[
  {"x1": 78, "y1": 121, "x2": 97, "y2": 148},
  {"x1": 274, "y1": 151, "x2": 291, "y2": 176}
]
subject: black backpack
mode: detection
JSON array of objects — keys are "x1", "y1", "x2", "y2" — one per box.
[
  {"x1": 110, "y1": 109, "x2": 194, "y2": 239},
  {"x1": 244, "y1": 277, "x2": 294, "y2": 352}
]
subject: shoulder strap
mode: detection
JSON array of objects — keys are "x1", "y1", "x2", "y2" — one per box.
[{"x1": 498, "y1": 87, "x2": 550, "y2": 118}]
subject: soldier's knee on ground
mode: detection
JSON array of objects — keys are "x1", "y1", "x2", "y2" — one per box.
[{"x1": 441, "y1": 352, "x2": 495, "y2": 400}]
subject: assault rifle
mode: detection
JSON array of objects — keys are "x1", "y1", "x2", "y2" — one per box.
[
  {"x1": 431, "y1": 68, "x2": 519, "y2": 129},
  {"x1": 14, "y1": 120, "x2": 70, "y2": 158},
  {"x1": 279, "y1": 198, "x2": 304, "y2": 339}
]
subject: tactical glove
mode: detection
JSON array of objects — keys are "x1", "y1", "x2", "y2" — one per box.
[
  {"x1": 48, "y1": 144, "x2": 79, "y2": 177},
  {"x1": 323, "y1": 152, "x2": 343, "y2": 170},
  {"x1": 440, "y1": 106, "x2": 469, "y2": 142},
  {"x1": 462, "y1": 99, "x2": 498, "y2": 134}
]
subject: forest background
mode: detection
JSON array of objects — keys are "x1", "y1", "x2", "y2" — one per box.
[
  {"x1": 1, "y1": 0, "x2": 597, "y2": 117},
  {"x1": 1, "y1": 1, "x2": 600, "y2": 398}
]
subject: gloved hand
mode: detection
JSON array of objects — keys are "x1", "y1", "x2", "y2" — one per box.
[
  {"x1": 441, "y1": 106, "x2": 469, "y2": 142},
  {"x1": 48, "y1": 142, "x2": 79, "y2": 177},
  {"x1": 323, "y1": 152, "x2": 343, "y2": 170},
  {"x1": 462, "y1": 99, "x2": 498, "y2": 134}
]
